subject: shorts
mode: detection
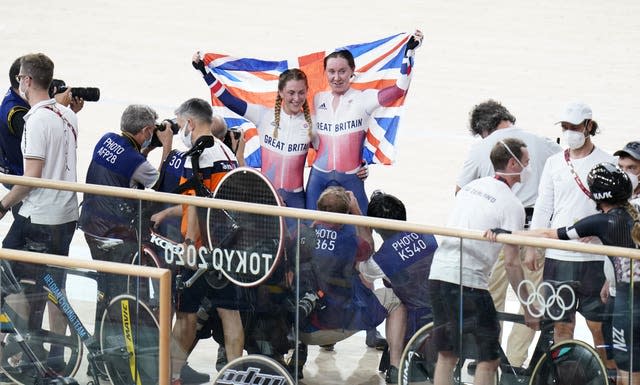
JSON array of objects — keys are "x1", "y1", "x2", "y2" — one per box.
[
  {"x1": 305, "y1": 168, "x2": 368, "y2": 215},
  {"x1": 299, "y1": 329, "x2": 359, "y2": 346},
  {"x1": 428, "y1": 280, "x2": 500, "y2": 362},
  {"x1": 277, "y1": 189, "x2": 305, "y2": 236},
  {"x1": 611, "y1": 283, "x2": 640, "y2": 372},
  {"x1": 374, "y1": 287, "x2": 402, "y2": 314},
  {"x1": 3, "y1": 214, "x2": 76, "y2": 286},
  {"x1": 2, "y1": 214, "x2": 76, "y2": 330},
  {"x1": 277, "y1": 189, "x2": 305, "y2": 210},
  {"x1": 543, "y1": 259, "x2": 607, "y2": 322},
  {"x1": 174, "y1": 268, "x2": 243, "y2": 313}
]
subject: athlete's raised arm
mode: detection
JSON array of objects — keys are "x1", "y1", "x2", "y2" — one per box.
[
  {"x1": 192, "y1": 52, "x2": 264, "y2": 123},
  {"x1": 377, "y1": 29, "x2": 423, "y2": 107}
]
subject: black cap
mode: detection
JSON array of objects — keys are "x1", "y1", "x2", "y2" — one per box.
[{"x1": 614, "y1": 141, "x2": 640, "y2": 161}]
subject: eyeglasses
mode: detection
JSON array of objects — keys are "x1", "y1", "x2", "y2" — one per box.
[{"x1": 15, "y1": 74, "x2": 31, "y2": 82}]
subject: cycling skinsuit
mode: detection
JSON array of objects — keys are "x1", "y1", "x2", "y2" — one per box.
[
  {"x1": 202, "y1": 71, "x2": 311, "y2": 209},
  {"x1": 307, "y1": 59, "x2": 413, "y2": 214}
]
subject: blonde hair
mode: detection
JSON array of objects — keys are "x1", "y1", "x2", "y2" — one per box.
[
  {"x1": 317, "y1": 186, "x2": 350, "y2": 214},
  {"x1": 273, "y1": 69, "x2": 312, "y2": 139}
]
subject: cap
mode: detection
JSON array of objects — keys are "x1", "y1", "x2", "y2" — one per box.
[
  {"x1": 614, "y1": 141, "x2": 640, "y2": 160},
  {"x1": 556, "y1": 102, "x2": 592, "y2": 125}
]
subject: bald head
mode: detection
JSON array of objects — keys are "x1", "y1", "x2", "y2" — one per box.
[{"x1": 211, "y1": 115, "x2": 227, "y2": 140}]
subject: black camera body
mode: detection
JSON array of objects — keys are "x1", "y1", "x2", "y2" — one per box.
[
  {"x1": 149, "y1": 119, "x2": 180, "y2": 148},
  {"x1": 223, "y1": 126, "x2": 242, "y2": 153},
  {"x1": 49, "y1": 79, "x2": 100, "y2": 102}
]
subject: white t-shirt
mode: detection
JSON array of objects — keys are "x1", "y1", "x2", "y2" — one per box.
[
  {"x1": 456, "y1": 126, "x2": 561, "y2": 207},
  {"x1": 429, "y1": 177, "x2": 525, "y2": 289},
  {"x1": 19, "y1": 99, "x2": 79, "y2": 225},
  {"x1": 530, "y1": 146, "x2": 616, "y2": 262}
]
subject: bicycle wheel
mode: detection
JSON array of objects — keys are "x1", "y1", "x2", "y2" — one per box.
[
  {"x1": 213, "y1": 354, "x2": 294, "y2": 385},
  {"x1": 398, "y1": 322, "x2": 437, "y2": 385},
  {"x1": 529, "y1": 339, "x2": 608, "y2": 385},
  {"x1": 206, "y1": 167, "x2": 284, "y2": 287},
  {"x1": 1, "y1": 283, "x2": 82, "y2": 385},
  {"x1": 99, "y1": 294, "x2": 159, "y2": 385},
  {"x1": 128, "y1": 244, "x2": 163, "y2": 313}
]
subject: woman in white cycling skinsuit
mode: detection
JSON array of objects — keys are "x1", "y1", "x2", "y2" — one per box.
[
  {"x1": 193, "y1": 55, "x2": 312, "y2": 211},
  {"x1": 306, "y1": 30, "x2": 423, "y2": 215}
]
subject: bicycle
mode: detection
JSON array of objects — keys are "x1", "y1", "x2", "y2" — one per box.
[
  {"x1": 0, "y1": 258, "x2": 159, "y2": 385},
  {"x1": 397, "y1": 280, "x2": 610, "y2": 385}
]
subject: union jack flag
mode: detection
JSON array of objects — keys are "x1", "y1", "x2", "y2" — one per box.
[{"x1": 200, "y1": 32, "x2": 416, "y2": 167}]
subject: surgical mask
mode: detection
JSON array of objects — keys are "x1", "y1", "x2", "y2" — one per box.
[
  {"x1": 563, "y1": 130, "x2": 586, "y2": 150},
  {"x1": 496, "y1": 140, "x2": 530, "y2": 186},
  {"x1": 141, "y1": 130, "x2": 152, "y2": 149},
  {"x1": 180, "y1": 122, "x2": 192, "y2": 148},
  {"x1": 626, "y1": 170, "x2": 639, "y2": 193},
  {"x1": 18, "y1": 83, "x2": 27, "y2": 100}
]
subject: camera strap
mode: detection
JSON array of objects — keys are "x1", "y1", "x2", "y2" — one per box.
[{"x1": 44, "y1": 105, "x2": 78, "y2": 145}]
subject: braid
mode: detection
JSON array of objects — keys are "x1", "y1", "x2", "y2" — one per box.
[
  {"x1": 302, "y1": 100, "x2": 313, "y2": 139},
  {"x1": 273, "y1": 95, "x2": 282, "y2": 139},
  {"x1": 623, "y1": 201, "x2": 640, "y2": 246}
]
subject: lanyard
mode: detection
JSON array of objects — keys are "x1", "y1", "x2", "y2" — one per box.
[
  {"x1": 44, "y1": 105, "x2": 78, "y2": 144},
  {"x1": 564, "y1": 149, "x2": 592, "y2": 199}
]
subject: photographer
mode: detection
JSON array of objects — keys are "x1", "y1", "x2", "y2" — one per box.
[
  {"x1": 49, "y1": 78, "x2": 100, "y2": 113},
  {"x1": 78, "y1": 104, "x2": 173, "y2": 347}
]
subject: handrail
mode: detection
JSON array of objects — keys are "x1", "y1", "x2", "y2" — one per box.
[
  {"x1": 0, "y1": 247, "x2": 172, "y2": 385},
  {"x1": 1, "y1": 173, "x2": 639, "y2": 261}
]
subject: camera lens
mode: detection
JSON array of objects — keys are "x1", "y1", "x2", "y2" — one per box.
[{"x1": 70, "y1": 87, "x2": 100, "y2": 102}]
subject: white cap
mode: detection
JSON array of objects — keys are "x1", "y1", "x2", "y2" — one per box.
[{"x1": 556, "y1": 102, "x2": 592, "y2": 125}]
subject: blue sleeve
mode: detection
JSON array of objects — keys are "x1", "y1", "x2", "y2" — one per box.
[{"x1": 202, "y1": 71, "x2": 249, "y2": 117}]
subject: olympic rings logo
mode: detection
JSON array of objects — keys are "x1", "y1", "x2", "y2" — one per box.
[{"x1": 517, "y1": 280, "x2": 576, "y2": 321}]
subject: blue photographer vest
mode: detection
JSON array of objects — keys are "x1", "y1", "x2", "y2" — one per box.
[
  {"x1": 373, "y1": 231, "x2": 438, "y2": 336},
  {"x1": 153, "y1": 149, "x2": 187, "y2": 240},
  {"x1": 309, "y1": 223, "x2": 386, "y2": 331},
  {"x1": 79, "y1": 133, "x2": 147, "y2": 238},
  {"x1": 0, "y1": 88, "x2": 29, "y2": 175}
]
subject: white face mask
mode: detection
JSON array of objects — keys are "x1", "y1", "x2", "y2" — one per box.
[
  {"x1": 626, "y1": 171, "x2": 639, "y2": 193},
  {"x1": 180, "y1": 122, "x2": 192, "y2": 148},
  {"x1": 563, "y1": 130, "x2": 586, "y2": 150},
  {"x1": 496, "y1": 140, "x2": 529, "y2": 187},
  {"x1": 518, "y1": 164, "x2": 532, "y2": 185},
  {"x1": 18, "y1": 82, "x2": 27, "y2": 100}
]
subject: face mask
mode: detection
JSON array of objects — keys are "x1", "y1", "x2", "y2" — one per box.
[
  {"x1": 518, "y1": 164, "x2": 532, "y2": 185},
  {"x1": 626, "y1": 171, "x2": 639, "y2": 193},
  {"x1": 181, "y1": 122, "x2": 192, "y2": 148},
  {"x1": 563, "y1": 130, "x2": 586, "y2": 150},
  {"x1": 496, "y1": 140, "x2": 529, "y2": 187},
  {"x1": 141, "y1": 129, "x2": 153, "y2": 149},
  {"x1": 18, "y1": 82, "x2": 27, "y2": 100}
]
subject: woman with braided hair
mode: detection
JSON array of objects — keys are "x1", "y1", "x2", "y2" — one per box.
[
  {"x1": 486, "y1": 162, "x2": 640, "y2": 385},
  {"x1": 193, "y1": 53, "x2": 312, "y2": 210}
]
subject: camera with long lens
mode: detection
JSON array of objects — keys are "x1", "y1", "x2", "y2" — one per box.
[
  {"x1": 48, "y1": 79, "x2": 100, "y2": 102},
  {"x1": 288, "y1": 291, "x2": 324, "y2": 320},
  {"x1": 149, "y1": 118, "x2": 180, "y2": 148}
]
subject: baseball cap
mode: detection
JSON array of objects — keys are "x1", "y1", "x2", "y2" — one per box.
[
  {"x1": 614, "y1": 141, "x2": 640, "y2": 160},
  {"x1": 556, "y1": 102, "x2": 592, "y2": 125}
]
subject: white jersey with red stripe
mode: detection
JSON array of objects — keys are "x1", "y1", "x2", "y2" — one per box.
[
  {"x1": 244, "y1": 104, "x2": 311, "y2": 192},
  {"x1": 207, "y1": 72, "x2": 311, "y2": 192},
  {"x1": 312, "y1": 88, "x2": 380, "y2": 173}
]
